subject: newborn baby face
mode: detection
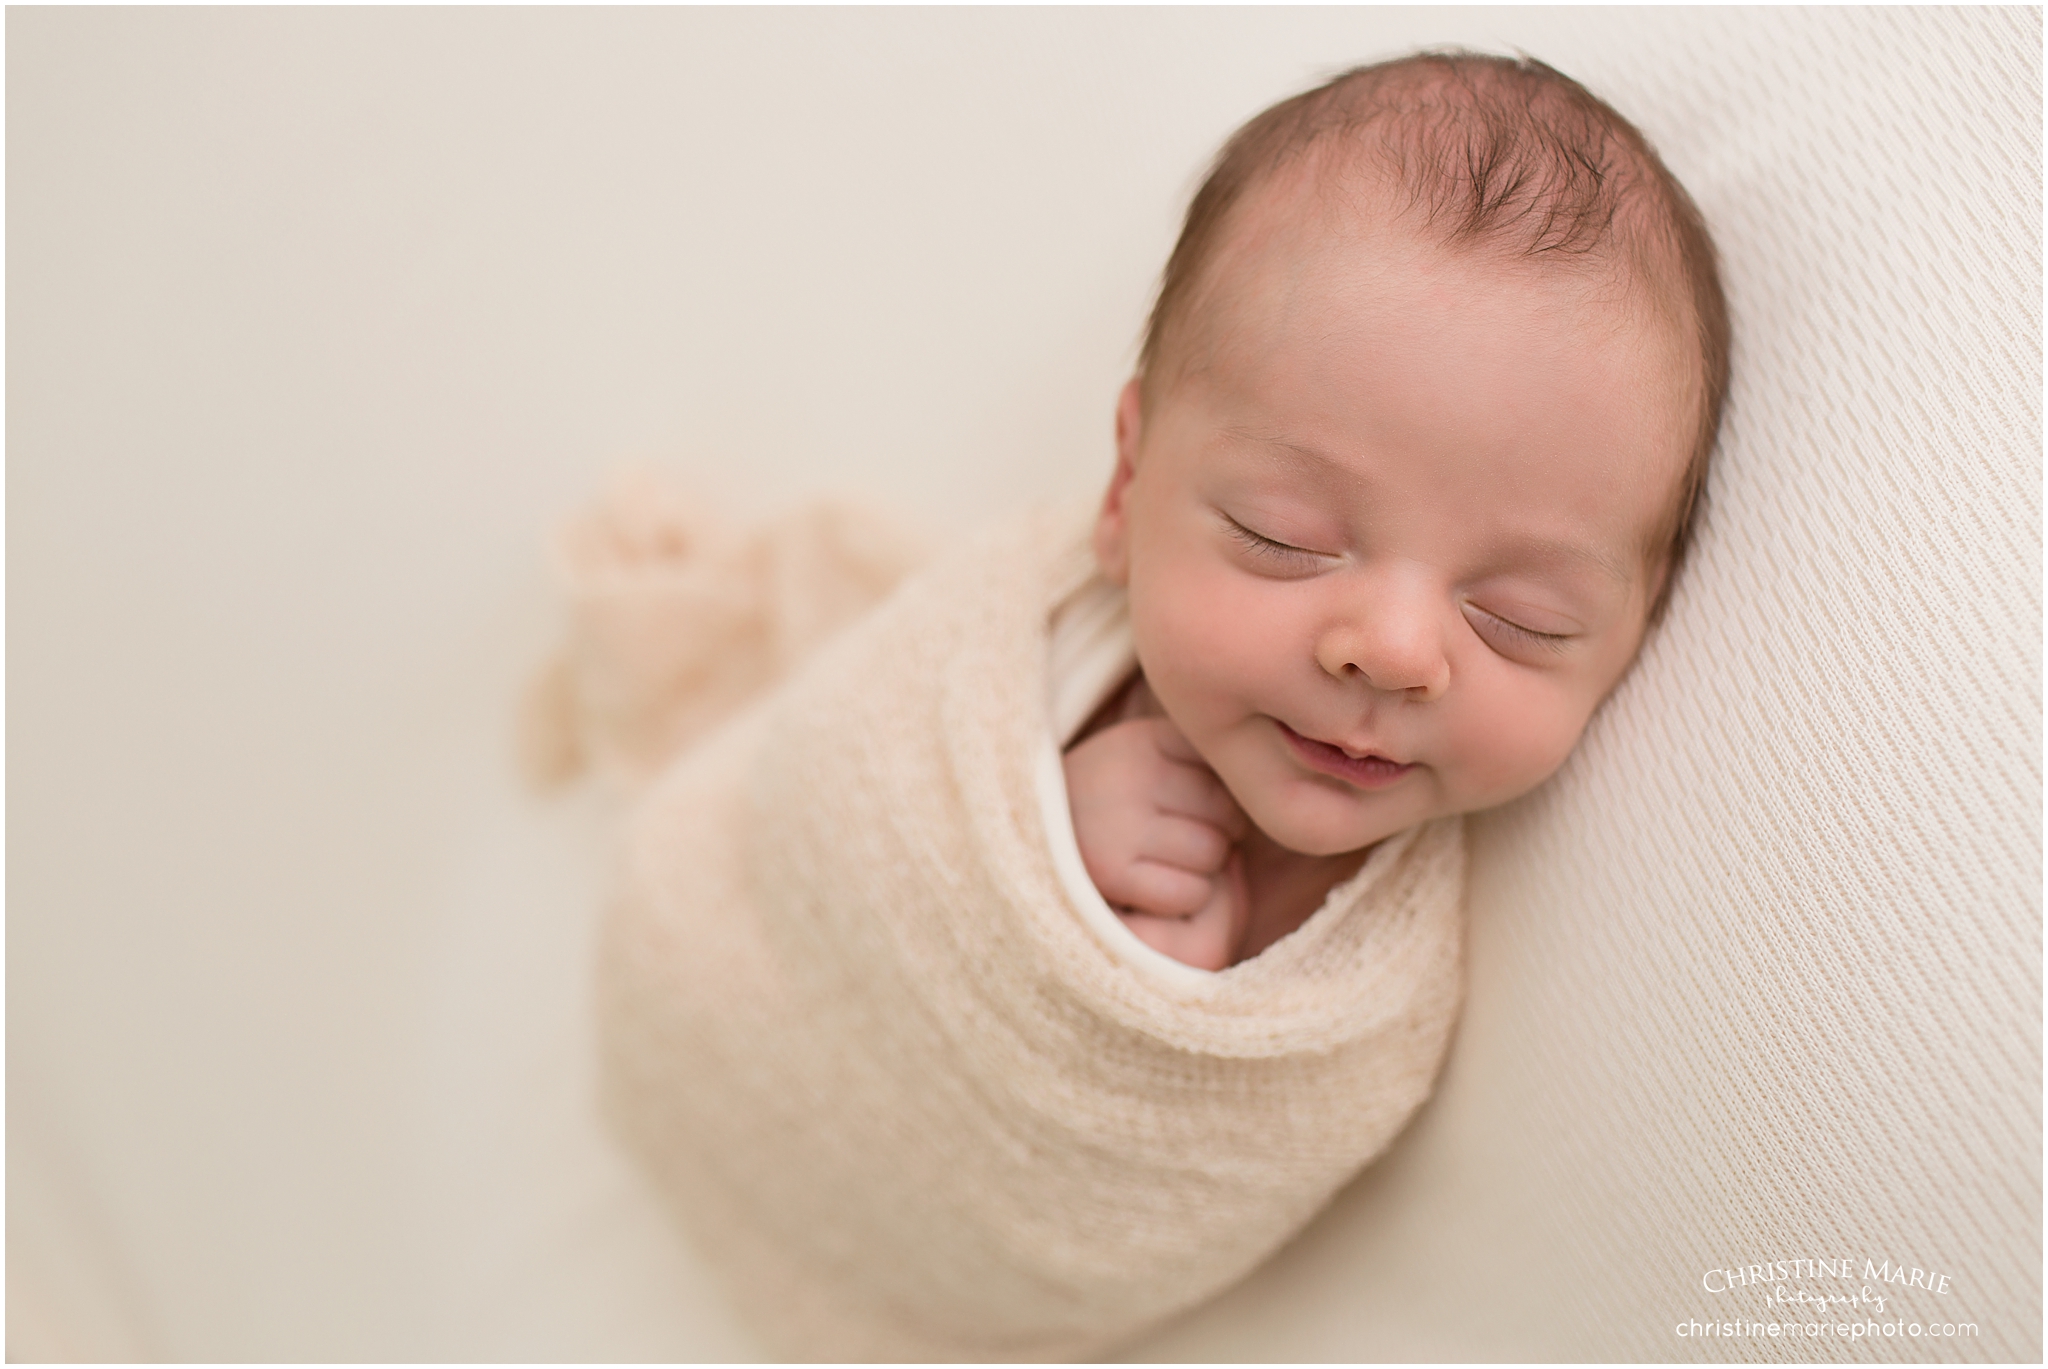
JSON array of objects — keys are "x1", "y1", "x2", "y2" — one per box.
[{"x1": 1096, "y1": 191, "x2": 1697, "y2": 858}]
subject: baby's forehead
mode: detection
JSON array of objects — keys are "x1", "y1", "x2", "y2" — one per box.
[
  {"x1": 1234, "y1": 137, "x2": 1677, "y2": 313},
  {"x1": 1193, "y1": 174, "x2": 1688, "y2": 384},
  {"x1": 1137, "y1": 52, "x2": 1728, "y2": 622},
  {"x1": 1168, "y1": 67, "x2": 1702, "y2": 367},
  {"x1": 1155, "y1": 214, "x2": 1700, "y2": 566},
  {"x1": 1183, "y1": 172, "x2": 1702, "y2": 479}
]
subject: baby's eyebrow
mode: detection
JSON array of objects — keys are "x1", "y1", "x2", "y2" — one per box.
[
  {"x1": 1221, "y1": 425, "x2": 1330, "y2": 460},
  {"x1": 1218, "y1": 428, "x2": 1362, "y2": 487},
  {"x1": 1499, "y1": 536, "x2": 1635, "y2": 589}
]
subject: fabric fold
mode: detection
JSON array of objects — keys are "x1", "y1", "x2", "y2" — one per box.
[{"x1": 579, "y1": 494, "x2": 1466, "y2": 1360}]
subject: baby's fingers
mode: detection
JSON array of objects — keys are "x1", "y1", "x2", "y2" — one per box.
[
  {"x1": 1153, "y1": 760, "x2": 1251, "y2": 840},
  {"x1": 1138, "y1": 814, "x2": 1233, "y2": 875},
  {"x1": 1118, "y1": 854, "x2": 1248, "y2": 972},
  {"x1": 1095, "y1": 859, "x2": 1212, "y2": 920}
]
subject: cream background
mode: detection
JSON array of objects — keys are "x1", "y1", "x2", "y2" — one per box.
[{"x1": 9, "y1": 7, "x2": 2038, "y2": 1361}]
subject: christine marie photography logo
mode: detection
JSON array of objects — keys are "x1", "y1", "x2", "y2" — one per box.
[{"x1": 1677, "y1": 1255, "x2": 1978, "y2": 1344}]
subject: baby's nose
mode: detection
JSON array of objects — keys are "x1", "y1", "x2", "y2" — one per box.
[{"x1": 1314, "y1": 589, "x2": 1451, "y2": 700}]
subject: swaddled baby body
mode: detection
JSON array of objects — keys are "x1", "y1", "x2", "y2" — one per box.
[
  {"x1": 1065, "y1": 52, "x2": 1729, "y2": 971},
  {"x1": 556, "y1": 47, "x2": 1730, "y2": 1362}
]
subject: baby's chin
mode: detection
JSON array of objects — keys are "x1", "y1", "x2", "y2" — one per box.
[{"x1": 1230, "y1": 771, "x2": 1421, "y2": 858}]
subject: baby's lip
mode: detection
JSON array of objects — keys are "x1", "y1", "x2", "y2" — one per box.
[
  {"x1": 1275, "y1": 720, "x2": 1417, "y2": 789},
  {"x1": 1277, "y1": 720, "x2": 1410, "y2": 766}
]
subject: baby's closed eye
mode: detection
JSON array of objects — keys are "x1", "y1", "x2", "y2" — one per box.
[
  {"x1": 1220, "y1": 514, "x2": 1330, "y2": 573},
  {"x1": 1460, "y1": 601, "x2": 1574, "y2": 656}
]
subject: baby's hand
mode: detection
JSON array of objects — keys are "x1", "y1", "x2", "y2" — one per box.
[{"x1": 1063, "y1": 717, "x2": 1251, "y2": 971}]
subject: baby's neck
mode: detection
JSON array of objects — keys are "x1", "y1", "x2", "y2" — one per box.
[
  {"x1": 1095, "y1": 671, "x2": 1371, "y2": 964},
  {"x1": 1236, "y1": 827, "x2": 1369, "y2": 961}
]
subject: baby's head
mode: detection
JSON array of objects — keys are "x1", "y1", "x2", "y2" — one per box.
[{"x1": 1095, "y1": 51, "x2": 1730, "y2": 857}]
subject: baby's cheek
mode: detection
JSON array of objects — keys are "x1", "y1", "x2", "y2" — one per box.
[
  {"x1": 1132, "y1": 632, "x2": 1233, "y2": 749},
  {"x1": 1132, "y1": 574, "x2": 1256, "y2": 714},
  {"x1": 1450, "y1": 692, "x2": 1590, "y2": 808}
]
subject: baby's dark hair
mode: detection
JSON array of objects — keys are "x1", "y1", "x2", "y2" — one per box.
[{"x1": 1140, "y1": 50, "x2": 1730, "y2": 627}]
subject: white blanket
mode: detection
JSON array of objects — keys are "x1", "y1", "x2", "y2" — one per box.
[{"x1": 548, "y1": 490, "x2": 1467, "y2": 1359}]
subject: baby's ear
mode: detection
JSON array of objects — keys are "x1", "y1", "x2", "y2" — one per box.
[{"x1": 1094, "y1": 379, "x2": 1145, "y2": 585}]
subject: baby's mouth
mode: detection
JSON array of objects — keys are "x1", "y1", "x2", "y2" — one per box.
[{"x1": 1275, "y1": 721, "x2": 1416, "y2": 790}]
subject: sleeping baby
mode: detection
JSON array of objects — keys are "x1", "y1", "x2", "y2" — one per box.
[
  {"x1": 544, "y1": 47, "x2": 1729, "y2": 1362},
  {"x1": 1061, "y1": 51, "x2": 1729, "y2": 971}
]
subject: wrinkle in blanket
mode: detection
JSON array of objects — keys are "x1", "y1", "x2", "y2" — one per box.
[{"x1": 547, "y1": 483, "x2": 1467, "y2": 1360}]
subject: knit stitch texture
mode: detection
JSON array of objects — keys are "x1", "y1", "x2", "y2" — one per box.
[{"x1": 576, "y1": 501, "x2": 1466, "y2": 1359}]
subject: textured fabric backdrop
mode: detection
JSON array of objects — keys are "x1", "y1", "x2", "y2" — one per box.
[
  {"x1": 1134, "y1": 9, "x2": 2043, "y2": 1362},
  {"x1": 8, "y1": 7, "x2": 2036, "y2": 1361}
]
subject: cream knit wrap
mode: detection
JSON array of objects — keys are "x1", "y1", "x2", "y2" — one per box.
[{"x1": 553, "y1": 489, "x2": 1467, "y2": 1360}]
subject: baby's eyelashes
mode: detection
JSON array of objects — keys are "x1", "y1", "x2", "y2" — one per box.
[
  {"x1": 1219, "y1": 514, "x2": 1331, "y2": 571},
  {"x1": 1459, "y1": 601, "x2": 1575, "y2": 656}
]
